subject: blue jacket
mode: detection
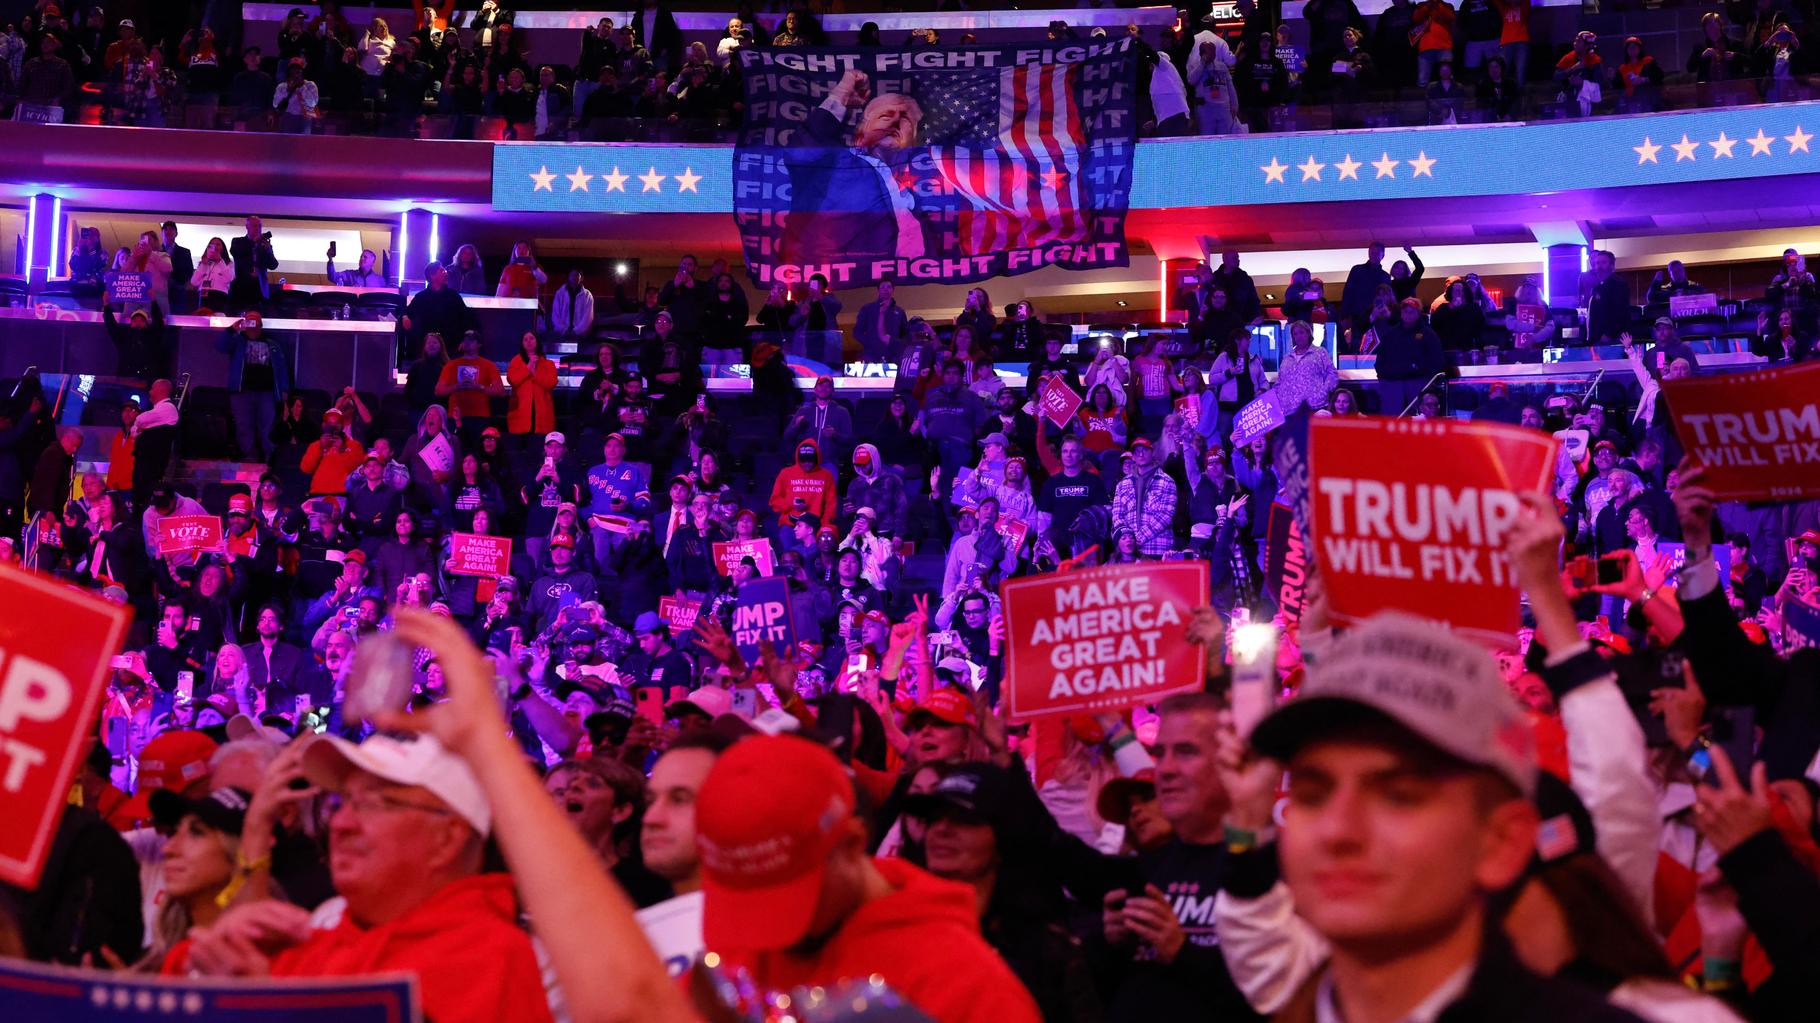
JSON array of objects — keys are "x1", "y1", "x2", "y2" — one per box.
[
  {"x1": 584, "y1": 461, "x2": 651, "y2": 515},
  {"x1": 216, "y1": 328, "x2": 292, "y2": 395}
]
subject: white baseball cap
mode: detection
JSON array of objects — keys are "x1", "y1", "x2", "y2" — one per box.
[
  {"x1": 303, "y1": 733, "x2": 491, "y2": 834},
  {"x1": 226, "y1": 713, "x2": 289, "y2": 746}
]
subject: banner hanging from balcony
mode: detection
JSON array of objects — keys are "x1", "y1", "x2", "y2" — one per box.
[{"x1": 733, "y1": 40, "x2": 1139, "y2": 289}]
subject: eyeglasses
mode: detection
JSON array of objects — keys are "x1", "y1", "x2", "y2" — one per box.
[
  {"x1": 962, "y1": 607, "x2": 988, "y2": 617},
  {"x1": 325, "y1": 789, "x2": 454, "y2": 818}
]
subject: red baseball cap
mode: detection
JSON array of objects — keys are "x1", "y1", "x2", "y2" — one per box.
[
  {"x1": 906, "y1": 688, "x2": 976, "y2": 729},
  {"x1": 697, "y1": 735, "x2": 857, "y2": 951},
  {"x1": 227, "y1": 493, "x2": 253, "y2": 514},
  {"x1": 1799, "y1": 530, "x2": 1820, "y2": 547},
  {"x1": 118, "y1": 730, "x2": 219, "y2": 821}
]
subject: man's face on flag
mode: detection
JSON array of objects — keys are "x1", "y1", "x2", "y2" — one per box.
[{"x1": 856, "y1": 93, "x2": 921, "y2": 151}]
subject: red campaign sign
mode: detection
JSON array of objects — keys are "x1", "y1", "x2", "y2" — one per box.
[
  {"x1": 1664, "y1": 360, "x2": 1820, "y2": 501},
  {"x1": 1174, "y1": 395, "x2": 1201, "y2": 430},
  {"x1": 156, "y1": 515, "x2": 223, "y2": 556},
  {"x1": 0, "y1": 562, "x2": 133, "y2": 887},
  {"x1": 658, "y1": 595, "x2": 702, "y2": 633},
  {"x1": 995, "y1": 517, "x2": 1030, "y2": 554},
  {"x1": 1310, "y1": 417, "x2": 1557, "y2": 648},
  {"x1": 712, "y1": 538, "x2": 776, "y2": 577},
  {"x1": 1000, "y1": 561, "x2": 1209, "y2": 720},
  {"x1": 448, "y1": 533, "x2": 513, "y2": 578},
  {"x1": 1038, "y1": 377, "x2": 1083, "y2": 428}
]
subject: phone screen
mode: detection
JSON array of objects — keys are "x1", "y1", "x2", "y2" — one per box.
[
  {"x1": 635, "y1": 688, "x2": 665, "y2": 724},
  {"x1": 1596, "y1": 557, "x2": 1627, "y2": 586}
]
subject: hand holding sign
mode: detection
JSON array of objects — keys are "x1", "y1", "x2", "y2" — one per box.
[
  {"x1": 1000, "y1": 562, "x2": 1208, "y2": 720},
  {"x1": 1665, "y1": 361, "x2": 1820, "y2": 501},
  {"x1": 1310, "y1": 417, "x2": 1557, "y2": 647},
  {"x1": 0, "y1": 564, "x2": 133, "y2": 887}
]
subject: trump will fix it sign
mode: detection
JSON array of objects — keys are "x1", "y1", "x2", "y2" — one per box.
[
  {"x1": 0, "y1": 563, "x2": 132, "y2": 887},
  {"x1": 1310, "y1": 417, "x2": 1556, "y2": 648}
]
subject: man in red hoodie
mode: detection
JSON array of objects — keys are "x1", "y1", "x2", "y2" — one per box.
[
  {"x1": 186, "y1": 732, "x2": 553, "y2": 1023},
  {"x1": 696, "y1": 734, "x2": 1040, "y2": 1023},
  {"x1": 768, "y1": 439, "x2": 838, "y2": 526}
]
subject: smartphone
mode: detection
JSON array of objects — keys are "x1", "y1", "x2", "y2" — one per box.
[
  {"x1": 1565, "y1": 556, "x2": 1596, "y2": 589},
  {"x1": 295, "y1": 693, "x2": 312, "y2": 724},
  {"x1": 1596, "y1": 555, "x2": 1627, "y2": 586},
  {"x1": 695, "y1": 394, "x2": 707, "y2": 412},
  {"x1": 1229, "y1": 623, "x2": 1279, "y2": 737},
  {"x1": 109, "y1": 654, "x2": 132, "y2": 670},
  {"x1": 328, "y1": 240, "x2": 337, "y2": 257},
  {"x1": 729, "y1": 687, "x2": 757, "y2": 719},
  {"x1": 106, "y1": 716, "x2": 129, "y2": 757},
  {"x1": 635, "y1": 687, "x2": 665, "y2": 724},
  {"x1": 176, "y1": 672, "x2": 195, "y2": 706}
]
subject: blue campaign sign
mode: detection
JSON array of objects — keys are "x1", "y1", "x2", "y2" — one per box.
[
  {"x1": 730, "y1": 576, "x2": 799, "y2": 662},
  {"x1": 105, "y1": 271, "x2": 153, "y2": 303},
  {"x1": 494, "y1": 101, "x2": 1820, "y2": 215},
  {"x1": 0, "y1": 959, "x2": 420, "y2": 1021}
]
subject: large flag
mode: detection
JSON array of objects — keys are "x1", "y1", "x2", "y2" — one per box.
[{"x1": 734, "y1": 40, "x2": 1139, "y2": 289}]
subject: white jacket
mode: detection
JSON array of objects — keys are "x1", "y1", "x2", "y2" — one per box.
[{"x1": 1216, "y1": 649, "x2": 1665, "y2": 1013}]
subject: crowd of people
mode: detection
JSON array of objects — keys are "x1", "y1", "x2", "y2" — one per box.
[
  {"x1": 4, "y1": 216, "x2": 1820, "y2": 1023},
  {"x1": 1, "y1": 0, "x2": 1815, "y2": 139}
]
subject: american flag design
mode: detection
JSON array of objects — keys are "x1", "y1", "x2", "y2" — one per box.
[
  {"x1": 734, "y1": 41, "x2": 1138, "y2": 288},
  {"x1": 929, "y1": 62, "x2": 1089, "y2": 255}
]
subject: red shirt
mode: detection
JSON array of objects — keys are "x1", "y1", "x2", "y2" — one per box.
[
  {"x1": 712, "y1": 858, "x2": 1041, "y2": 1023},
  {"x1": 271, "y1": 874, "x2": 552, "y2": 1023}
]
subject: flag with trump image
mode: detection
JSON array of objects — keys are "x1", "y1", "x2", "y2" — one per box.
[{"x1": 733, "y1": 39, "x2": 1140, "y2": 290}]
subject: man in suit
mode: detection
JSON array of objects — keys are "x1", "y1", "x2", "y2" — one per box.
[
  {"x1": 228, "y1": 215, "x2": 279, "y2": 313},
  {"x1": 242, "y1": 603, "x2": 311, "y2": 709},
  {"x1": 160, "y1": 221, "x2": 194, "y2": 313},
  {"x1": 784, "y1": 69, "x2": 930, "y2": 271}
]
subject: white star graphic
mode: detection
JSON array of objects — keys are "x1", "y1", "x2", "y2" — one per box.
[
  {"x1": 1787, "y1": 126, "x2": 1813, "y2": 153},
  {"x1": 674, "y1": 167, "x2": 702, "y2": 193},
  {"x1": 1709, "y1": 132, "x2": 1737, "y2": 159},
  {"x1": 1633, "y1": 137, "x2": 1661, "y2": 164},
  {"x1": 1334, "y1": 154, "x2": 1362, "y2": 180},
  {"x1": 1260, "y1": 157, "x2": 1288, "y2": 184},
  {"x1": 1371, "y1": 152, "x2": 1399, "y2": 178},
  {"x1": 638, "y1": 167, "x2": 666, "y2": 192},
  {"x1": 1746, "y1": 129, "x2": 1775, "y2": 156},
  {"x1": 1671, "y1": 134, "x2": 1700, "y2": 161},
  {"x1": 602, "y1": 166, "x2": 629, "y2": 192},
  {"x1": 565, "y1": 166, "x2": 593, "y2": 192},
  {"x1": 1297, "y1": 155, "x2": 1326, "y2": 182},
  {"x1": 529, "y1": 165, "x2": 556, "y2": 192},
  {"x1": 1408, "y1": 151, "x2": 1436, "y2": 178}
]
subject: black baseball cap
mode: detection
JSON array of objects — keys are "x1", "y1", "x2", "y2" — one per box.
[{"x1": 149, "y1": 786, "x2": 252, "y2": 835}]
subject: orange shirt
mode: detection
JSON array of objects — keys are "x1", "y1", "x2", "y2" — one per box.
[
  {"x1": 439, "y1": 358, "x2": 502, "y2": 420},
  {"x1": 106, "y1": 432, "x2": 135, "y2": 492},
  {"x1": 1494, "y1": 0, "x2": 1531, "y2": 44},
  {"x1": 300, "y1": 438, "x2": 366, "y2": 495},
  {"x1": 1414, "y1": 0, "x2": 1456, "y2": 52},
  {"x1": 505, "y1": 354, "x2": 559, "y2": 435}
]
